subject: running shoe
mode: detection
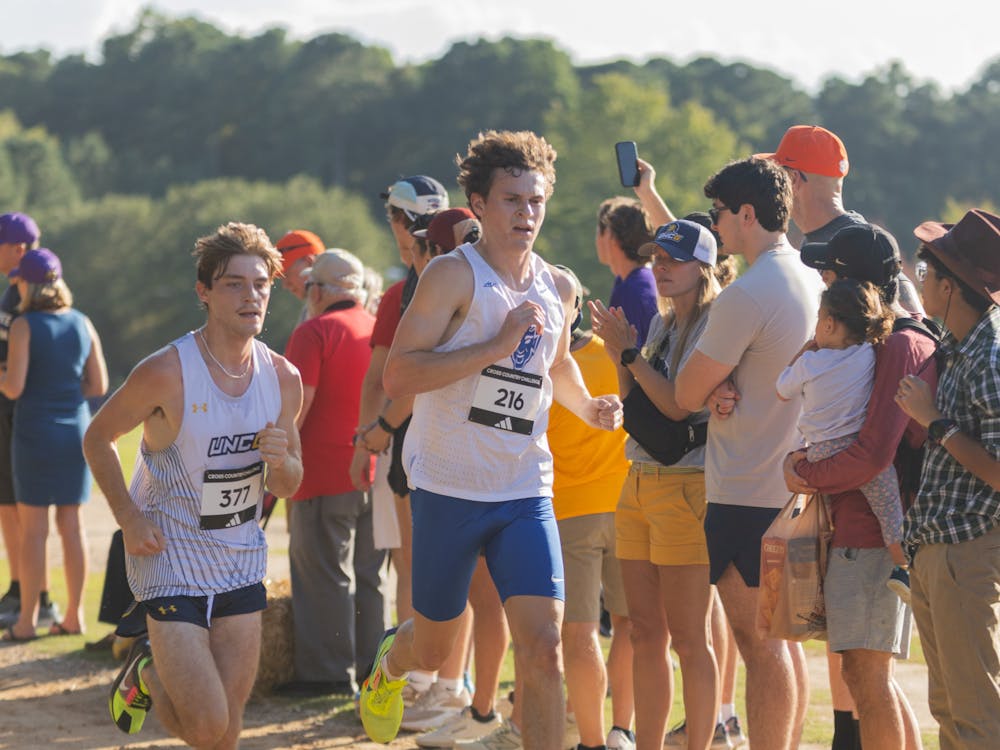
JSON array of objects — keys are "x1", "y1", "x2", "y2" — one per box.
[
  {"x1": 359, "y1": 627, "x2": 407, "y2": 743},
  {"x1": 416, "y1": 706, "x2": 502, "y2": 747},
  {"x1": 606, "y1": 725, "x2": 636, "y2": 750},
  {"x1": 109, "y1": 637, "x2": 153, "y2": 734},
  {"x1": 454, "y1": 721, "x2": 522, "y2": 749},
  {"x1": 36, "y1": 600, "x2": 61, "y2": 629},
  {"x1": 401, "y1": 682, "x2": 472, "y2": 732},
  {"x1": 724, "y1": 716, "x2": 747, "y2": 748},
  {"x1": 664, "y1": 720, "x2": 733, "y2": 749}
]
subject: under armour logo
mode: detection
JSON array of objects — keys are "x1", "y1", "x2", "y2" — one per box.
[
  {"x1": 157, "y1": 604, "x2": 178, "y2": 615},
  {"x1": 192, "y1": 403, "x2": 208, "y2": 413}
]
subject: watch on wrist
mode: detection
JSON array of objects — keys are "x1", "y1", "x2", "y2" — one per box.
[
  {"x1": 377, "y1": 415, "x2": 397, "y2": 433},
  {"x1": 620, "y1": 347, "x2": 640, "y2": 367},
  {"x1": 928, "y1": 418, "x2": 959, "y2": 446}
]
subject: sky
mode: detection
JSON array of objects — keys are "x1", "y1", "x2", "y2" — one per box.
[{"x1": 4, "y1": 0, "x2": 998, "y2": 93}]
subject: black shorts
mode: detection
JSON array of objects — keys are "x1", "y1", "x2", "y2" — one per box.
[
  {"x1": 704, "y1": 503, "x2": 781, "y2": 587},
  {"x1": 115, "y1": 582, "x2": 266, "y2": 636},
  {"x1": 387, "y1": 416, "x2": 411, "y2": 498},
  {"x1": 0, "y1": 397, "x2": 15, "y2": 505}
]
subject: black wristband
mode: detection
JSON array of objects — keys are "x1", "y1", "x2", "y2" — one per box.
[
  {"x1": 620, "y1": 347, "x2": 640, "y2": 367},
  {"x1": 377, "y1": 415, "x2": 397, "y2": 433}
]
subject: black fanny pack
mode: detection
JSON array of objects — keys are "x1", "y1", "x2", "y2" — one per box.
[{"x1": 622, "y1": 385, "x2": 708, "y2": 466}]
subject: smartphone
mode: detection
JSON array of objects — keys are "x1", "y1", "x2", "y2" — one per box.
[{"x1": 615, "y1": 141, "x2": 640, "y2": 187}]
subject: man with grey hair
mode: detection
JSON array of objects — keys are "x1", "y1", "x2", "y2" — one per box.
[{"x1": 278, "y1": 249, "x2": 387, "y2": 696}]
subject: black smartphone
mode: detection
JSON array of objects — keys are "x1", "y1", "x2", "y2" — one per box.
[{"x1": 615, "y1": 141, "x2": 640, "y2": 187}]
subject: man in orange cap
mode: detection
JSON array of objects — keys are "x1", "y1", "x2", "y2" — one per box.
[
  {"x1": 275, "y1": 229, "x2": 325, "y2": 300},
  {"x1": 895, "y1": 208, "x2": 1000, "y2": 750},
  {"x1": 758, "y1": 125, "x2": 923, "y2": 315}
]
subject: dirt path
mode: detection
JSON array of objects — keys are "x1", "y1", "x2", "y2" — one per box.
[{"x1": 0, "y1": 495, "x2": 936, "y2": 749}]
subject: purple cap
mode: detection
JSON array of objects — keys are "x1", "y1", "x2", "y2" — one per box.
[
  {"x1": 0, "y1": 213, "x2": 40, "y2": 246},
  {"x1": 9, "y1": 248, "x2": 62, "y2": 284}
]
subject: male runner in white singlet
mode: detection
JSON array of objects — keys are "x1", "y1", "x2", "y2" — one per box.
[
  {"x1": 84, "y1": 222, "x2": 303, "y2": 748},
  {"x1": 359, "y1": 130, "x2": 623, "y2": 749}
]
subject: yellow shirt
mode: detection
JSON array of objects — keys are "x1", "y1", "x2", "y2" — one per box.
[{"x1": 547, "y1": 335, "x2": 630, "y2": 521}]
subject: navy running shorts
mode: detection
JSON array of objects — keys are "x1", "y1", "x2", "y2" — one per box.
[{"x1": 704, "y1": 503, "x2": 781, "y2": 587}]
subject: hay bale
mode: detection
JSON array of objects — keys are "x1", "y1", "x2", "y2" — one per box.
[{"x1": 254, "y1": 577, "x2": 295, "y2": 696}]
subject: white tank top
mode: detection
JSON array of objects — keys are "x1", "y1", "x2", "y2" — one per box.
[
  {"x1": 403, "y1": 244, "x2": 565, "y2": 502},
  {"x1": 127, "y1": 331, "x2": 281, "y2": 600}
]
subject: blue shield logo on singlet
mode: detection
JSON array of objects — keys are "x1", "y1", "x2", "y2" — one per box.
[{"x1": 511, "y1": 325, "x2": 541, "y2": 370}]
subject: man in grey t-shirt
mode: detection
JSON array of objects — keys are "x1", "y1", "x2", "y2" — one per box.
[
  {"x1": 757, "y1": 124, "x2": 923, "y2": 314},
  {"x1": 675, "y1": 158, "x2": 821, "y2": 750}
]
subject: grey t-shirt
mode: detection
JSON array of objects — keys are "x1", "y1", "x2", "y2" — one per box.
[
  {"x1": 803, "y1": 211, "x2": 924, "y2": 315},
  {"x1": 695, "y1": 240, "x2": 825, "y2": 508},
  {"x1": 626, "y1": 312, "x2": 710, "y2": 468}
]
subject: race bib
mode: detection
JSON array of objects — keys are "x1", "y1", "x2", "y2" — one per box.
[
  {"x1": 468, "y1": 364, "x2": 543, "y2": 435},
  {"x1": 200, "y1": 461, "x2": 264, "y2": 530}
]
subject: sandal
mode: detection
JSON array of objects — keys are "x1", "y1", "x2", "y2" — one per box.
[
  {"x1": 1, "y1": 625, "x2": 38, "y2": 643},
  {"x1": 48, "y1": 622, "x2": 83, "y2": 636}
]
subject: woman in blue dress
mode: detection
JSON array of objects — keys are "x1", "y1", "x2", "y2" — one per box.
[{"x1": 0, "y1": 248, "x2": 107, "y2": 640}]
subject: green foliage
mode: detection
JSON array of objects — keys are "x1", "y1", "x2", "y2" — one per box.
[{"x1": 0, "y1": 13, "x2": 997, "y2": 379}]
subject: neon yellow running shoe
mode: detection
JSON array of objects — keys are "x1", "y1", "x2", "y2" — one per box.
[
  {"x1": 360, "y1": 627, "x2": 407, "y2": 743},
  {"x1": 109, "y1": 637, "x2": 153, "y2": 734}
]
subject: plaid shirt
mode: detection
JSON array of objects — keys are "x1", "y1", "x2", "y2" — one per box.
[{"x1": 905, "y1": 306, "x2": 1000, "y2": 547}]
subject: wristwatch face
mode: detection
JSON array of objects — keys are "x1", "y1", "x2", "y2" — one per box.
[{"x1": 621, "y1": 348, "x2": 639, "y2": 365}]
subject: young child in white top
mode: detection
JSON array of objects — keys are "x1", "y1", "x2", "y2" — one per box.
[{"x1": 776, "y1": 278, "x2": 910, "y2": 601}]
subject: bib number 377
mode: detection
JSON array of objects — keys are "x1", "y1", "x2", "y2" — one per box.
[
  {"x1": 469, "y1": 364, "x2": 543, "y2": 435},
  {"x1": 200, "y1": 461, "x2": 264, "y2": 530}
]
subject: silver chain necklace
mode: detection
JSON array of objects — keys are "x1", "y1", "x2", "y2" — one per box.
[{"x1": 197, "y1": 328, "x2": 252, "y2": 379}]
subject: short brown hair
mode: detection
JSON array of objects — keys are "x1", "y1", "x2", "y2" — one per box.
[
  {"x1": 597, "y1": 197, "x2": 653, "y2": 263},
  {"x1": 703, "y1": 158, "x2": 793, "y2": 233},
  {"x1": 820, "y1": 279, "x2": 894, "y2": 345},
  {"x1": 456, "y1": 130, "x2": 557, "y2": 202},
  {"x1": 194, "y1": 222, "x2": 282, "y2": 289}
]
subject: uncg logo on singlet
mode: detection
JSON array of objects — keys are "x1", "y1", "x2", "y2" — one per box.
[
  {"x1": 207, "y1": 431, "x2": 261, "y2": 458},
  {"x1": 510, "y1": 325, "x2": 541, "y2": 371}
]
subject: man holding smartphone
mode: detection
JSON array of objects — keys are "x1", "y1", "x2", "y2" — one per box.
[{"x1": 358, "y1": 129, "x2": 622, "y2": 750}]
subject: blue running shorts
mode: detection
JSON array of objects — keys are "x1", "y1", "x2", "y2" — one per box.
[{"x1": 410, "y1": 488, "x2": 564, "y2": 622}]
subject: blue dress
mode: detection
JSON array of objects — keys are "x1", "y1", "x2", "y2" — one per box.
[{"x1": 12, "y1": 309, "x2": 92, "y2": 506}]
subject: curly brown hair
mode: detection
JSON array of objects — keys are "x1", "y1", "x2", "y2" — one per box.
[{"x1": 456, "y1": 130, "x2": 557, "y2": 202}]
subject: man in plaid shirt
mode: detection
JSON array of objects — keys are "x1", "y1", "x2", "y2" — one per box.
[{"x1": 895, "y1": 208, "x2": 1000, "y2": 750}]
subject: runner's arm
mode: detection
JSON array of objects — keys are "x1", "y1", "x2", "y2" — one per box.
[
  {"x1": 83, "y1": 349, "x2": 181, "y2": 555},
  {"x1": 384, "y1": 254, "x2": 531, "y2": 398},
  {"x1": 550, "y1": 267, "x2": 622, "y2": 431},
  {"x1": 259, "y1": 353, "x2": 303, "y2": 498}
]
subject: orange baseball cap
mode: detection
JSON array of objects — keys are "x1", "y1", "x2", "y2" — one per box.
[
  {"x1": 756, "y1": 125, "x2": 850, "y2": 178},
  {"x1": 276, "y1": 230, "x2": 324, "y2": 276}
]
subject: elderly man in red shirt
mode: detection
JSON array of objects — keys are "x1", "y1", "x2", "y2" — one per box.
[{"x1": 278, "y1": 249, "x2": 386, "y2": 697}]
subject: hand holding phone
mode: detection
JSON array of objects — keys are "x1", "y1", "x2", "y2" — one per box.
[{"x1": 615, "y1": 141, "x2": 640, "y2": 188}]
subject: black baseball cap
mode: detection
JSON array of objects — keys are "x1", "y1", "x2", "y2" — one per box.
[{"x1": 800, "y1": 224, "x2": 902, "y2": 286}]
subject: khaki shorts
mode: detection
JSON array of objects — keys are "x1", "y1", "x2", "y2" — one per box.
[
  {"x1": 557, "y1": 512, "x2": 628, "y2": 622},
  {"x1": 616, "y1": 465, "x2": 709, "y2": 567}
]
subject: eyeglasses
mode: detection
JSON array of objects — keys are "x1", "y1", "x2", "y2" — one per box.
[
  {"x1": 708, "y1": 204, "x2": 737, "y2": 225},
  {"x1": 915, "y1": 260, "x2": 928, "y2": 283}
]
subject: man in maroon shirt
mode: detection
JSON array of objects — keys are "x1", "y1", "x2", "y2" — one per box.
[{"x1": 784, "y1": 224, "x2": 936, "y2": 749}]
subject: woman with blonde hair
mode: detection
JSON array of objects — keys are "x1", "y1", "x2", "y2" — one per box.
[
  {"x1": 590, "y1": 220, "x2": 723, "y2": 750},
  {"x1": 0, "y1": 248, "x2": 107, "y2": 641}
]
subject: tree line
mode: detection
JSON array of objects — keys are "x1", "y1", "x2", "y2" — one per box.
[{"x1": 1, "y1": 9, "x2": 997, "y2": 382}]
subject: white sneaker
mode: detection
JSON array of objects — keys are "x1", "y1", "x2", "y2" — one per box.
[
  {"x1": 401, "y1": 682, "x2": 472, "y2": 732},
  {"x1": 454, "y1": 722, "x2": 523, "y2": 750},
  {"x1": 607, "y1": 726, "x2": 636, "y2": 750},
  {"x1": 403, "y1": 682, "x2": 424, "y2": 707},
  {"x1": 416, "y1": 706, "x2": 503, "y2": 748}
]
